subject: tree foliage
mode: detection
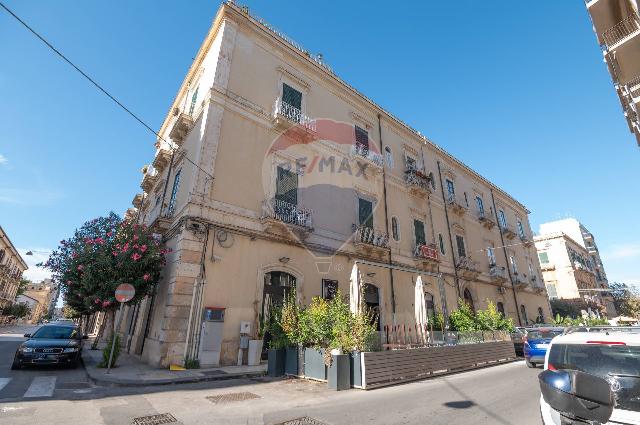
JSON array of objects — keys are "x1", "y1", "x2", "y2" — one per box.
[
  {"x1": 4, "y1": 302, "x2": 30, "y2": 318},
  {"x1": 550, "y1": 299, "x2": 582, "y2": 319},
  {"x1": 609, "y1": 282, "x2": 640, "y2": 318},
  {"x1": 16, "y1": 278, "x2": 30, "y2": 296},
  {"x1": 449, "y1": 299, "x2": 514, "y2": 332}
]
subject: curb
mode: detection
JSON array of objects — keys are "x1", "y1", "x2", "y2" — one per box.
[{"x1": 81, "y1": 353, "x2": 268, "y2": 387}]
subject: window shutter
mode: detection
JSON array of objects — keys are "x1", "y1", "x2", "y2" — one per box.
[
  {"x1": 358, "y1": 198, "x2": 373, "y2": 228},
  {"x1": 276, "y1": 167, "x2": 298, "y2": 206},
  {"x1": 414, "y1": 220, "x2": 426, "y2": 246},
  {"x1": 355, "y1": 125, "x2": 369, "y2": 150},
  {"x1": 282, "y1": 83, "x2": 302, "y2": 110},
  {"x1": 456, "y1": 235, "x2": 466, "y2": 258}
]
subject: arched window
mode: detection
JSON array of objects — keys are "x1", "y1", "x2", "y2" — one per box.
[
  {"x1": 438, "y1": 234, "x2": 446, "y2": 255},
  {"x1": 520, "y1": 304, "x2": 528, "y2": 325},
  {"x1": 496, "y1": 302, "x2": 505, "y2": 317},
  {"x1": 424, "y1": 291, "x2": 435, "y2": 319},
  {"x1": 391, "y1": 217, "x2": 400, "y2": 241},
  {"x1": 384, "y1": 146, "x2": 394, "y2": 168},
  {"x1": 537, "y1": 307, "x2": 544, "y2": 323},
  {"x1": 364, "y1": 283, "x2": 381, "y2": 331},
  {"x1": 463, "y1": 288, "x2": 475, "y2": 313}
]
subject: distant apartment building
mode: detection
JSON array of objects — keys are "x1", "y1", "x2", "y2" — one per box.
[
  {"x1": 0, "y1": 226, "x2": 28, "y2": 315},
  {"x1": 121, "y1": 1, "x2": 552, "y2": 367},
  {"x1": 535, "y1": 218, "x2": 615, "y2": 317},
  {"x1": 585, "y1": 0, "x2": 640, "y2": 146},
  {"x1": 21, "y1": 279, "x2": 57, "y2": 323}
]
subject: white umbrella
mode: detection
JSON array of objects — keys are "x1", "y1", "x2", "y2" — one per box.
[
  {"x1": 350, "y1": 263, "x2": 361, "y2": 314},
  {"x1": 414, "y1": 275, "x2": 427, "y2": 345}
]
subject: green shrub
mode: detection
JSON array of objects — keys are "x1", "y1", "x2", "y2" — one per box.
[
  {"x1": 184, "y1": 357, "x2": 200, "y2": 369},
  {"x1": 98, "y1": 334, "x2": 121, "y2": 368},
  {"x1": 449, "y1": 300, "x2": 476, "y2": 332}
]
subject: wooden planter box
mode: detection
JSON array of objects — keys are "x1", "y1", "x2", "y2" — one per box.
[{"x1": 361, "y1": 341, "x2": 516, "y2": 389}]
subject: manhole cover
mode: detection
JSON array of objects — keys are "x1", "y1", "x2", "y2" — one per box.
[
  {"x1": 272, "y1": 418, "x2": 329, "y2": 425},
  {"x1": 131, "y1": 413, "x2": 177, "y2": 425},
  {"x1": 206, "y1": 392, "x2": 260, "y2": 404}
]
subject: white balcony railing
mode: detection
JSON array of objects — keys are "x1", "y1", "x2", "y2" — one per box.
[
  {"x1": 602, "y1": 14, "x2": 640, "y2": 49},
  {"x1": 273, "y1": 98, "x2": 316, "y2": 133},
  {"x1": 352, "y1": 142, "x2": 384, "y2": 167},
  {"x1": 262, "y1": 198, "x2": 313, "y2": 229},
  {"x1": 353, "y1": 225, "x2": 389, "y2": 249}
]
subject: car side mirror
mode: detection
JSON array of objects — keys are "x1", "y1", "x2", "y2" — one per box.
[
  {"x1": 23, "y1": 333, "x2": 31, "y2": 338},
  {"x1": 539, "y1": 369, "x2": 614, "y2": 424}
]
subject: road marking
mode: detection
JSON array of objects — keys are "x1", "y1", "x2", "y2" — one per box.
[
  {"x1": 0, "y1": 378, "x2": 11, "y2": 393},
  {"x1": 24, "y1": 376, "x2": 56, "y2": 398}
]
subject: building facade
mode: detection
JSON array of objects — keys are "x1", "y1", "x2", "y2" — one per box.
[
  {"x1": 585, "y1": 0, "x2": 640, "y2": 145},
  {"x1": 121, "y1": 1, "x2": 552, "y2": 367},
  {"x1": 0, "y1": 226, "x2": 28, "y2": 316},
  {"x1": 536, "y1": 219, "x2": 615, "y2": 317},
  {"x1": 21, "y1": 280, "x2": 57, "y2": 323}
]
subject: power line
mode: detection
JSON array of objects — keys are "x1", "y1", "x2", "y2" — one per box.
[{"x1": 0, "y1": 1, "x2": 214, "y2": 182}]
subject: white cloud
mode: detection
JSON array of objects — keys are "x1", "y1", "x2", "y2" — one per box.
[
  {"x1": 0, "y1": 187, "x2": 63, "y2": 206},
  {"x1": 0, "y1": 154, "x2": 7, "y2": 165},
  {"x1": 603, "y1": 243, "x2": 640, "y2": 261},
  {"x1": 17, "y1": 248, "x2": 52, "y2": 282}
]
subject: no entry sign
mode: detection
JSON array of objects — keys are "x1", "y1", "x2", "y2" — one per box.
[{"x1": 115, "y1": 283, "x2": 135, "y2": 303}]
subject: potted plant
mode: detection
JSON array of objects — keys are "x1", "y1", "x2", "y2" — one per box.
[
  {"x1": 280, "y1": 293, "x2": 301, "y2": 376},
  {"x1": 266, "y1": 305, "x2": 287, "y2": 377}
]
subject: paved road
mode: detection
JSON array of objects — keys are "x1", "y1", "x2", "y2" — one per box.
[{"x1": 0, "y1": 326, "x2": 543, "y2": 424}]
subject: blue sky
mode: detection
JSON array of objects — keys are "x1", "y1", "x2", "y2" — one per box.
[{"x1": 1, "y1": 1, "x2": 638, "y2": 286}]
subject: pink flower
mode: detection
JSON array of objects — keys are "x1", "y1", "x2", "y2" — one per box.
[
  {"x1": 131, "y1": 253, "x2": 142, "y2": 261},
  {"x1": 133, "y1": 234, "x2": 139, "y2": 241},
  {"x1": 94, "y1": 298, "x2": 101, "y2": 304},
  {"x1": 133, "y1": 244, "x2": 139, "y2": 249},
  {"x1": 102, "y1": 301, "x2": 111, "y2": 308},
  {"x1": 139, "y1": 244, "x2": 147, "y2": 253},
  {"x1": 77, "y1": 265, "x2": 84, "y2": 271},
  {"x1": 66, "y1": 280, "x2": 72, "y2": 285},
  {"x1": 106, "y1": 232, "x2": 113, "y2": 237},
  {"x1": 112, "y1": 251, "x2": 119, "y2": 257},
  {"x1": 72, "y1": 252, "x2": 78, "y2": 258},
  {"x1": 95, "y1": 237, "x2": 105, "y2": 245},
  {"x1": 122, "y1": 242, "x2": 130, "y2": 252},
  {"x1": 143, "y1": 273, "x2": 151, "y2": 281}
]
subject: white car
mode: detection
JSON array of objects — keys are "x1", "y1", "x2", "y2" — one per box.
[{"x1": 540, "y1": 329, "x2": 640, "y2": 425}]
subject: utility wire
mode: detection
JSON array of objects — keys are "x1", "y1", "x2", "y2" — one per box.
[{"x1": 0, "y1": 1, "x2": 214, "y2": 181}]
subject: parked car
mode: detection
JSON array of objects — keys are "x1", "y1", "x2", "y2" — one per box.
[
  {"x1": 523, "y1": 327, "x2": 564, "y2": 368},
  {"x1": 539, "y1": 330, "x2": 640, "y2": 425},
  {"x1": 11, "y1": 323, "x2": 87, "y2": 369},
  {"x1": 511, "y1": 327, "x2": 527, "y2": 356}
]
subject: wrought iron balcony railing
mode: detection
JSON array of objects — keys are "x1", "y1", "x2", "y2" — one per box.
[
  {"x1": 273, "y1": 98, "x2": 316, "y2": 133},
  {"x1": 405, "y1": 168, "x2": 431, "y2": 193},
  {"x1": 352, "y1": 142, "x2": 384, "y2": 167},
  {"x1": 602, "y1": 14, "x2": 640, "y2": 50},
  {"x1": 262, "y1": 198, "x2": 313, "y2": 229},
  {"x1": 489, "y1": 266, "x2": 507, "y2": 281},
  {"x1": 456, "y1": 256, "x2": 479, "y2": 272},
  {"x1": 353, "y1": 225, "x2": 389, "y2": 249},
  {"x1": 414, "y1": 244, "x2": 439, "y2": 262}
]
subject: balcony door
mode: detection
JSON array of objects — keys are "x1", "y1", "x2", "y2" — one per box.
[
  {"x1": 358, "y1": 198, "x2": 373, "y2": 229},
  {"x1": 282, "y1": 83, "x2": 302, "y2": 121},
  {"x1": 276, "y1": 167, "x2": 298, "y2": 206},
  {"x1": 261, "y1": 271, "x2": 297, "y2": 356},
  {"x1": 414, "y1": 219, "x2": 426, "y2": 247}
]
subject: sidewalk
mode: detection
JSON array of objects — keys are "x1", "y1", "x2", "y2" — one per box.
[{"x1": 82, "y1": 342, "x2": 267, "y2": 387}]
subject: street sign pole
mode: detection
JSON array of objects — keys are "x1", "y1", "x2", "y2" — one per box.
[{"x1": 105, "y1": 283, "x2": 136, "y2": 374}]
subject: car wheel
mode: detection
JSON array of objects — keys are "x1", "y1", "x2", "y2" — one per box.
[
  {"x1": 11, "y1": 357, "x2": 22, "y2": 370},
  {"x1": 525, "y1": 359, "x2": 536, "y2": 368}
]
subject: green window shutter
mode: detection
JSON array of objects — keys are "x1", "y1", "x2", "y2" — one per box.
[
  {"x1": 538, "y1": 252, "x2": 549, "y2": 264},
  {"x1": 355, "y1": 125, "x2": 369, "y2": 149},
  {"x1": 358, "y1": 198, "x2": 373, "y2": 228},
  {"x1": 282, "y1": 83, "x2": 302, "y2": 110},
  {"x1": 456, "y1": 235, "x2": 466, "y2": 258},
  {"x1": 414, "y1": 220, "x2": 426, "y2": 246},
  {"x1": 189, "y1": 86, "x2": 199, "y2": 116},
  {"x1": 276, "y1": 167, "x2": 298, "y2": 205}
]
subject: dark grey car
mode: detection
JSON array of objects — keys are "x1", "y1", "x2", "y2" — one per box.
[{"x1": 12, "y1": 324, "x2": 86, "y2": 369}]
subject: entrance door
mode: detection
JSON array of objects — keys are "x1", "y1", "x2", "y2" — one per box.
[
  {"x1": 261, "y1": 271, "x2": 296, "y2": 356},
  {"x1": 463, "y1": 288, "x2": 475, "y2": 314},
  {"x1": 363, "y1": 283, "x2": 381, "y2": 331}
]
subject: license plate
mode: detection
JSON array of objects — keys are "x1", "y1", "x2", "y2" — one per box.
[{"x1": 537, "y1": 343, "x2": 549, "y2": 349}]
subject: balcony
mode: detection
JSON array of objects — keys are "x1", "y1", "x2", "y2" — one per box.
[
  {"x1": 140, "y1": 166, "x2": 159, "y2": 193},
  {"x1": 511, "y1": 274, "x2": 528, "y2": 290},
  {"x1": 414, "y1": 244, "x2": 439, "y2": 272},
  {"x1": 456, "y1": 256, "x2": 480, "y2": 280},
  {"x1": 132, "y1": 193, "x2": 144, "y2": 209},
  {"x1": 519, "y1": 234, "x2": 533, "y2": 247},
  {"x1": 124, "y1": 207, "x2": 138, "y2": 222},
  {"x1": 169, "y1": 113, "x2": 194, "y2": 147},
  {"x1": 602, "y1": 14, "x2": 640, "y2": 51},
  {"x1": 500, "y1": 224, "x2": 517, "y2": 240},
  {"x1": 489, "y1": 265, "x2": 508, "y2": 284},
  {"x1": 446, "y1": 194, "x2": 467, "y2": 216},
  {"x1": 404, "y1": 168, "x2": 431, "y2": 197},
  {"x1": 261, "y1": 198, "x2": 313, "y2": 240},
  {"x1": 530, "y1": 276, "x2": 545, "y2": 294},
  {"x1": 540, "y1": 263, "x2": 555, "y2": 271},
  {"x1": 352, "y1": 225, "x2": 389, "y2": 258},
  {"x1": 477, "y1": 211, "x2": 496, "y2": 229},
  {"x1": 272, "y1": 98, "x2": 316, "y2": 140},
  {"x1": 351, "y1": 142, "x2": 384, "y2": 170},
  {"x1": 152, "y1": 147, "x2": 172, "y2": 174}
]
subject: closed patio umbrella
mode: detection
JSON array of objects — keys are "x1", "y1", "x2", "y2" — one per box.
[
  {"x1": 414, "y1": 275, "x2": 427, "y2": 345},
  {"x1": 350, "y1": 263, "x2": 362, "y2": 314}
]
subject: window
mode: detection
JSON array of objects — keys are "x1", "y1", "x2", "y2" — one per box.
[
  {"x1": 355, "y1": 125, "x2": 369, "y2": 153},
  {"x1": 189, "y1": 85, "x2": 199, "y2": 116},
  {"x1": 391, "y1": 217, "x2": 400, "y2": 241},
  {"x1": 456, "y1": 235, "x2": 466, "y2": 258},
  {"x1": 496, "y1": 302, "x2": 505, "y2": 317},
  {"x1": 414, "y1": 219, "x2": 426, "y2": 246},
  {"x1": 425, "y1": 292, "x2": 435, "y2": 319},
  {"x1": 384, "y1": 146, "x2": 393, "y2": 168},
  {"x1": 517, "y1": 220, "x2": 525, "y2": 239},
  {"x1": 155, "y1": 195, "x2": 161, "y2": 207},
  {"x1": 438, "y1": 234, "x2": 446, "y2": 255},
  {"x1": 322, "y1": 279, "x2": 338, "y2": 300},
  {"x1": 498, "y1": 209, "x2": 507, "y2": 228},
  {"x1": 520, "y1": 305, "x2": 528, "y2": 325},
  {"x1": 475, "y1": 196, "x2": 484, "y2": 215},
  {"x1": 546, "y1": 284, "x2": 558, "y2": 299},
  {"x1": 282, "y1": 83, "x2": 302, "y2": 111},
  {"x1": 358, "y1": 198, "x2": 373, "y2": 228},
  {"x1": 510, "y1": 255, "x2": 518, "y2": 274},
  {"x1": 167, "y1": 169, "x2": 181, "y2": 217},
  {"x1": 405, "y1": 155, "x2": 417, "y2": 171},
  {"x1": 537, "y1": 307, "x2": 544, "y2": 323},
  {"x1": 528, "y1": 262, "x2": 535, "y2": 278},
  {"x1": 446, "y1": 179, "x2": 455, "y2": 198},
  {"x1": 464, "y1": 192, "x2": 469, "y2": 207},
  {"x1": 487, "y1": 247, "x2": 496, "y2": 266},
  {"x1": 538, "y1": 252, "x2": 549, "y2": 264},
  {"x1": 276, "y1": 166, "x2": 298, "y2": 206}
]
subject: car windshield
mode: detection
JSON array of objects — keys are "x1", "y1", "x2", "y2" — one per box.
[
  {"x1": 527, "y1": 329, "x2": 563, "y2": 339},
  {"x1": 31, "y1": 326, "x2": 79, "y2": 339},
  {"x1": 548, "y1": 343, "x2": 640, "y2": 411}
]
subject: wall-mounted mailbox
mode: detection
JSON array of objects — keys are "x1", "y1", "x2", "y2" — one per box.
[{"x1": 240, "y1": 321, "x2": 252, "y2": 334}]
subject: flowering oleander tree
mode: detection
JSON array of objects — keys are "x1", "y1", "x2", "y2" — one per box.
[{"x1": 41, "y1": 212, "x2": 169, "y2": 342}]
